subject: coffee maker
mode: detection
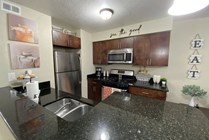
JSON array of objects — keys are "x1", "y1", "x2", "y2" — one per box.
[{"x1": 95, "y1": 67, "x2": 102, "y2": 77}]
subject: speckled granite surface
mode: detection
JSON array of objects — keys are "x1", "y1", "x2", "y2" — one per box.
[
  {"x1": 0, "y1": 87, "x2": 209, "y2": 140},
  {"x1": 88, "y1": 73, "x2": 168, "y2": 92}
]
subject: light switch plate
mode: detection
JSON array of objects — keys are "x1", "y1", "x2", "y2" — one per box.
[{"x1": 8, "y1": 73, "x2": 16, "y2": 82}]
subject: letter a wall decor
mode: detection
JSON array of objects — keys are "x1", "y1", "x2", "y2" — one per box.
[{"x1": 187, "y1": 34, "x2": 203, "y2": 79}]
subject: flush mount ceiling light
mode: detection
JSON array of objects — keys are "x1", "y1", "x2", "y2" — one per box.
[
  {"x1": 99, "y1": 8, "x2": 114, "y2": 20},
  {"x1": 168, "y1": 0, "x2": 209, "y2": 16}
]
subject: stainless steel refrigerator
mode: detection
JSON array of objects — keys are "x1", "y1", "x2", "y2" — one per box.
[{"x1": 54, "y1": 51, "x2": 81, "y2": 97}]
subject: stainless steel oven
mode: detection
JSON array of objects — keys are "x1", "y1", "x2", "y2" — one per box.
[{"x1": 107, "y1": 48, "x2": 133, "y2": 64}]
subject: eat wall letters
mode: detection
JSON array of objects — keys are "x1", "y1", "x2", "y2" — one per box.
[{"x1": 187, "y1": 34, "x2": 204, "y2": 79}]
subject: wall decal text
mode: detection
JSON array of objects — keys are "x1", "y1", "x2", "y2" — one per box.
[{"x1": 110, "y1": 25, "x2": 142, "y2": 38}]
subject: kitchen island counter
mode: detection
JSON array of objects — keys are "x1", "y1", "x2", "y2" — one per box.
[{"x1": 0, "y1": 87, "x2": 209, "y2": 139}]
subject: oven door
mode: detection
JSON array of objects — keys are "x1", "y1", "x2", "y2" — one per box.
[{"x1": 102, "y1": 86, "x2": 122, "y2": 100}]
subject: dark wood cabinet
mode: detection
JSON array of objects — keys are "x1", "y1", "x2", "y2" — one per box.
[
  {"x1": 128, "y1": 86, "x2": 167, "y2": 100},
  {"x1": 106, "y1": 39, "x2": 119, "y2": 50},
  {"x1": 69, "y1": 35, "x2": 81, "y2": 49},
  {"x1": 52, "y1": 30, "x2": 69, "y2": 47},
  {"x1": 88, "y1": 79, "x2": 102, "y2": 103},
  {"x1": 93, "y1": 41, "x2": 107, "y2": 64},
  {"x1": 93, "y1": 31, "x2": 170, "y2": 65},
  {"x1": 93, "y1": 37, "x2": 133, "y2": 64},
  {"x1": 133, "y1": 35, "x2": 150, "y2": 66},
  {"x1": 133, "y1": 31, "x2": 170, "y2": 66},
  {"x1": 52, "y1": 30, "x2": 81, "y2": 49},
  {"x1": 149, "y1": 31, "x2": 170, "y2": 66},
  {"x1": 120, "y1": 37, "x2": 133, "y2": 49},
  {"x1": 128, "y1": 86, "x2": 166, "y2": 100}
]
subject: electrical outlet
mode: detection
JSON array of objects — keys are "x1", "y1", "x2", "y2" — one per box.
[{"x1": 8, "y1": 73, "x2": 16, "y2": 82}]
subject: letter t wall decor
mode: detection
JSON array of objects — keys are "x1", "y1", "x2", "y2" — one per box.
[{"x1": 187, "y1": 34, "x2": 203, "y2": 79}]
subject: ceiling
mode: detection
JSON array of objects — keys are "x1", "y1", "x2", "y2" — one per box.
[{"x1": 10, "y1": 0, "x2": 209, "y2": 33}]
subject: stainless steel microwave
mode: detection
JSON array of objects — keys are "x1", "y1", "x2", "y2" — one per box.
[{"x1": 107, "y1": 48, "x2": 133, "y2": 64}]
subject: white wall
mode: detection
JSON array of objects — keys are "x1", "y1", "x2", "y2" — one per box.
[
  {"x1": 92, "y1": 17, "x2": 209, "y2": 108},
  {"x1": 92, "y1": 17, "x2": 173, "y2": 41},
  {"x1": 80, "y1": 30, "x2": 95, "y2": 98},
  {"x1": 0, "y1": 2, "x2": 55, "y2": 88}
]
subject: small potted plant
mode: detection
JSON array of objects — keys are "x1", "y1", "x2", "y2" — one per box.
[
  {"x1": 160, "y1": 77, "x2": 167, "y2": 88},
  {"x1": 182, "y1": 85, "x2": 207, "y2": 107}
]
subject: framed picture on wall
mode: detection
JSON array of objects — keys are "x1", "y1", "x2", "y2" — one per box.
[
  {"x1": 8, "y1": 13, "x2": 39, "y2": 44},
  {"x1": 9, "y1": 43, "x2": 40, "y2": 69}
]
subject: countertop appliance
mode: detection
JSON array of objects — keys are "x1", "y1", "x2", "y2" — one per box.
[
  {"x1": 54, "y1": 51, "x2": 81, "y2": 97},
  {"x1": 95, "y1": 67, "x2": 102, "y2": 77},
  {"x1": 107, "y1": 48, "x2": 133, "y2": 64}
]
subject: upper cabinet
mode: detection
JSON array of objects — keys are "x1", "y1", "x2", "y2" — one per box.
[
  {"x1": 105, "y1": 37, "x2": 134, "y2": 50},
  {"x1": 93, "y1": 41, "x2": 107, "y2": 64},
  {"x1": 133, "y1": 31, "x2": 170, "y2": 66},
  {"x1": 52, "y1": 30, "x2": 81, "y2": 49},
  {"x1": 93, "y1": 31, "x2": 170, "y2": 66},
  {"x1": 52, "y1": 30, "x2": 69, "y2": 47},
  {"x1": 149, "y1": 31, "x2": 170, "y2": 66},
  {"x1": 120, "y1": 37, "x2": 134, "y2": 49},
  {"x1": 93, "y1": 37, "x2": 134, "y2": 64}
]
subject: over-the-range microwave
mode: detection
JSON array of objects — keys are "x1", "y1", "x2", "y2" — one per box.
[{"x1": 107, "y1": 48, "x2": 133, "y2": 64}]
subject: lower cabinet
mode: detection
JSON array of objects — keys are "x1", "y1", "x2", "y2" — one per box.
[
  {"x1": 88, "y1": 79, "x2": 102, "y2": 103},
  {"x1": 128, "y1": 86, "x2": 166, "y2": 101}
]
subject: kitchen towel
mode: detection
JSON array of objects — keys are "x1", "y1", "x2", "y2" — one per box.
[{"x1": 103, "y1": 86, "x2": 112, "y2": 100}]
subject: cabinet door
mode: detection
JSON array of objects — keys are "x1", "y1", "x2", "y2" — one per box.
[
  {"x1": 120, "y1": 37, "x2": 133, "y2": 49},
  {"x1": 149, "y1": 31, "x2": 170, "y2": 66},
  {"x1": 87, "y1": 79, "x2": 102, "y2": 102},
  {"x1": 106, "y1": 39, "x2": 119, "y2": 50},
  {"x1": 93, "y1": 41, "x2": 107, "y2": 64},
  {"x1": 52, "y1": 30, "x2": 69, "y2": 47},
  {"x1": 69, "y1": 35, "x2": 81, "y2": 49},
  {"x1": 128, "y1": 86, "x2": 166, "y2": 100},
  {"x1": 133, "y1": 35, "x2": 150, "y2": 66},
  {"x1": 88, "y1": 80, "x2": 94, "y2": 100}
]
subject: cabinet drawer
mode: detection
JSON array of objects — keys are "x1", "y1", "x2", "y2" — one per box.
[{"x1": 128, "y1": 86, "x2": 166, "y2": 100}]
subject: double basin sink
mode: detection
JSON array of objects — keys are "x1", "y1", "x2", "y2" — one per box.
[{"x1": 44, "y1": 98, "x2": 93, "y2": 122}]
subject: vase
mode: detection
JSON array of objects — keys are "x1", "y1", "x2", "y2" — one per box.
[{"x1": 189, "y1": 96, "x2": 195, "y2": 107}]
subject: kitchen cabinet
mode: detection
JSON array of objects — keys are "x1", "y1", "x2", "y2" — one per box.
[
  {"x1": 52, "y1": 30, "x2": 81, "y2": 49},
  {"x1": 133, "y1": 35, "x2": 150, "y2": 66},
  {"x1": 128, "y1": 86, "x2": 166, "y2": 100},
  {"x1": 93, "y1": 41, "x2": 107, "y2": 64},
  {"x1": 93, "y1": 37, "x2": 133, "y2": 64},
  {"x1": 93, "y1": 31, "x2": 169, "y2": 65},
  {"x1": 119, "y1": 37, "x2": 133, "y2": 49},
  {"x1": 106, "y1": 37, "x2": 133, "y2": 50},
  {"x1": 133, "y1": 31, "x2": 170, "y2": 66},
  {"x1": 69, "y1": 35, "x2": 81, "y2": 49},
  {"x1": 52, "y1": 30, "x2": 69, "y2": 47},
  {"x1": 88, "y1": 78, "x2": 102, "y2": 103}
]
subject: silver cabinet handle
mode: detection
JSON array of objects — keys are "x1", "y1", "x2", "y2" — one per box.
[
  {"x1": 146, "y1": 59, "x2": 149, "y2": 66},
  {"x1": 150, "y1": 59, "x2": 152, "y2": 65}
]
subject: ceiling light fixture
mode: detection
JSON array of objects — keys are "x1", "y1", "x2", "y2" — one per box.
[
  {"x1": 168, "y1": 0, "x2": 209, "y2": 16},
  {"x1": 99, "y1": 8, "x2": 114, "y2": 20}
]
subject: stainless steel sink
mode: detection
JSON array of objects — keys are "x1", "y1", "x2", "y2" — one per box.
[
  {"x1": 44, "y1": 98, "x2": 93, "y2": 121},
  {"x1": 61, "y1": 104, "x2": 92, "y2": 122}
]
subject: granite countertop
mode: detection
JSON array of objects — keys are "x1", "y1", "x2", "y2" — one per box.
[
  {"x1": 87, "y1": 73, "x2": 168, "y2": 92},
  {"x1": 0, "y1": 87, "x2": 209, "y2": 139}
]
